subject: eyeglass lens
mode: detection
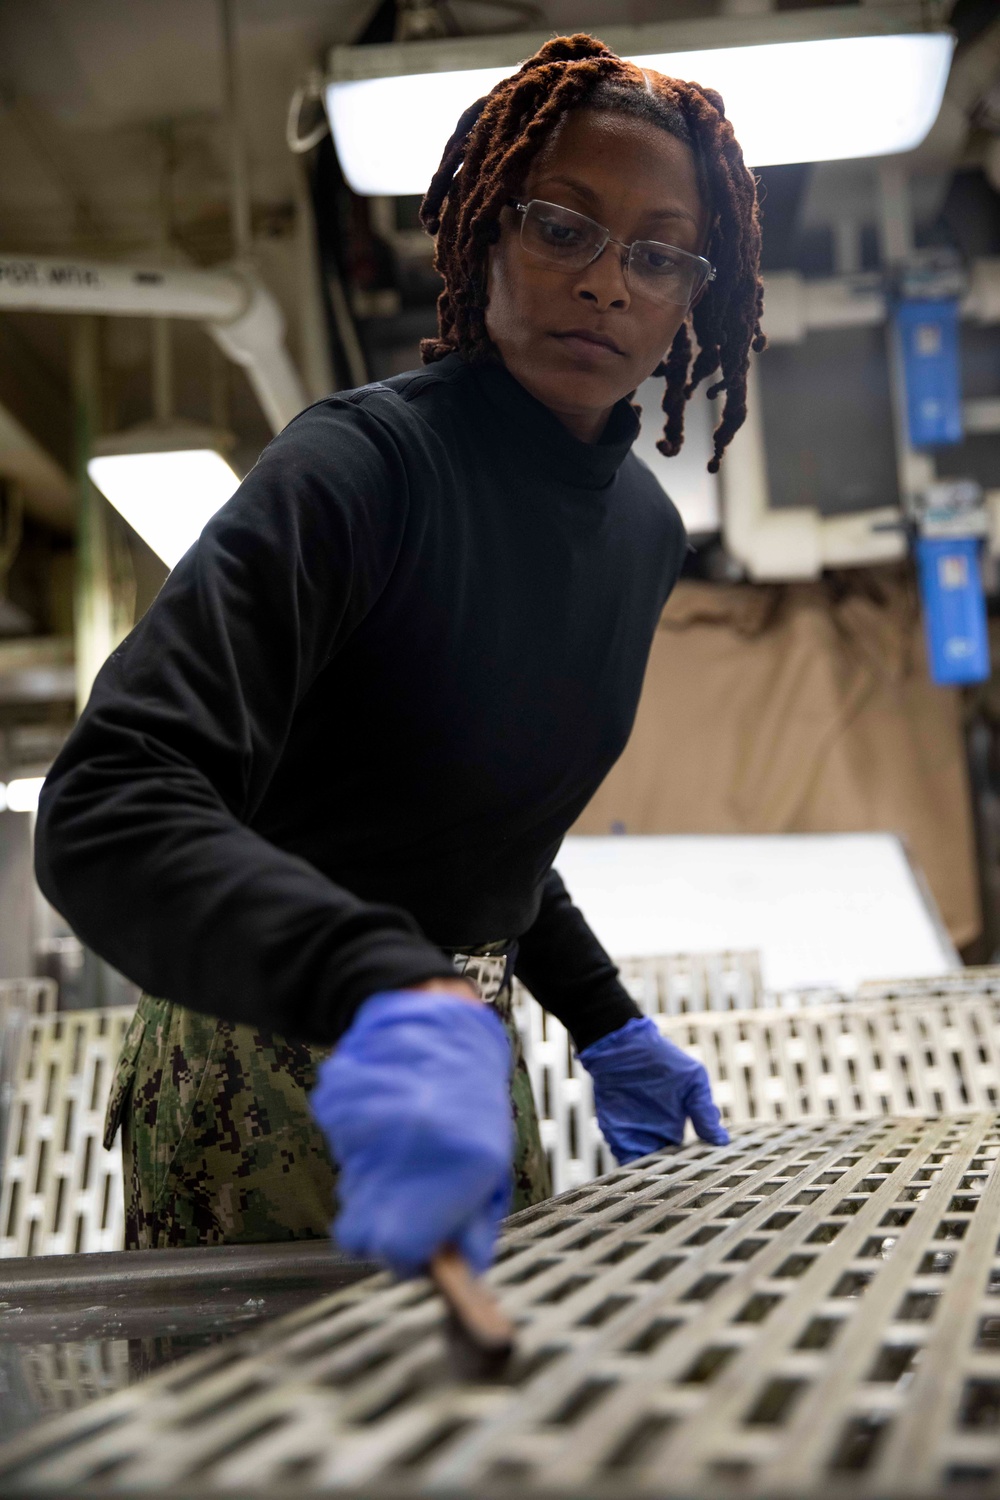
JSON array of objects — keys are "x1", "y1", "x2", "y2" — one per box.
[{"x1": 519, "y1": 200, "x2": 708, "y2": 306}]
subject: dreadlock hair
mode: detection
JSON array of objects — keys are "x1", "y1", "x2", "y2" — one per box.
[{"x1": 419, "y1": 33, "x2": 765, "y2": 472}]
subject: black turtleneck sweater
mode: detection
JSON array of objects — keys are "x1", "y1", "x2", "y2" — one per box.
[{"x1": 35, "y1": 354, "x2": 687, "y2": 1049}]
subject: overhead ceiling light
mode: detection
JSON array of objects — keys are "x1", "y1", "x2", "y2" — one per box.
[
  {"x1": 325, "y1": 6, "x2": 954, "y2": 196},
  {"x1": 87, "y1": 425, "x2": 240, "y2": 571},
  {"x1": 5, "y1": 777, "x2": 45, "y2": 813}
]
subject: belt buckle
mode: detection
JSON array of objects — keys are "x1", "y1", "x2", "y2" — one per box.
[{"x1": 450, "y1": 950, "x2": 510, "y2": 1004}]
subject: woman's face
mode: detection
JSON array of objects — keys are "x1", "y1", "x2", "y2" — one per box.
[{"x1": 485, "y1": 107, "x2": 710, "y2": 443}]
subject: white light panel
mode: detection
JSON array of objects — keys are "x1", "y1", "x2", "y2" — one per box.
[
  {"x1": 326, "y1": 33, "x2": 953, "y2": 196},
  {"x1": 88, "y1": 449, "x2": 240, "y2": 570},
  {"x1": 5, "y1": 777, "x2": 44, "y2": 813},
  {"x1": 554, "y1": 833, "x2": 957, "y2": 995}
]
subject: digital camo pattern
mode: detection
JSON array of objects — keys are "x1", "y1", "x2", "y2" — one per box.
[{"x1": 104, "y1": 972, "x2": 551, "y2": 1251}]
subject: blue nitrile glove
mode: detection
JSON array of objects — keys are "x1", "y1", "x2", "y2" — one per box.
[
  {"x1": 310, "y1": 990, "x2": 515, "y2": 1278},
  {"x1": 579, "y1": 1016, "x2": 729, "y2": 1164}
]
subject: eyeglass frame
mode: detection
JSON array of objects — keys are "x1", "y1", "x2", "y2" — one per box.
[{"x1": 506, "y1": 198, "x2": 716, "y2": 307}]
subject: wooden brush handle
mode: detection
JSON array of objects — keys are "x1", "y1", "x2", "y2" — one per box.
[{"x1": 429, "y1": 1245, "x2": 515, "y2": 1351}]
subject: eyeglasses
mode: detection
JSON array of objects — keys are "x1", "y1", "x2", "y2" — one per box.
[{"x1": 507, "y1": 198, "x2": 715, "y2": 309}]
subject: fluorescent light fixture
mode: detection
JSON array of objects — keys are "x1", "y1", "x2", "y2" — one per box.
[
  {"x1": 325, "y1": 9, "x2": 954, "y2": 196},
  {"x1": 88, "y1": 425, "x2": 240, "y2": 570},
  {"x1": 6, "y1": 777, "x2": 44, "y2": 813}
]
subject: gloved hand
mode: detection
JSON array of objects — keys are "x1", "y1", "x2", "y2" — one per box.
[
  {"x1": 579, "y1": 1016, "x2": 729, "y2": 1164},
  {"x1": 310, "y1": 990, "x2": 514, "y2": 1278}
]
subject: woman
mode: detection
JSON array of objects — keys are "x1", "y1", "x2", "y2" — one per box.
[{"x1": 35, "y1": 35, "x2": 764, "y2": 1275}]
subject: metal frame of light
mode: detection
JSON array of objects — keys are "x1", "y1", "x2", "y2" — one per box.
[{"x1": 324, "y1": 4, "x2": 955, "y2": 196}]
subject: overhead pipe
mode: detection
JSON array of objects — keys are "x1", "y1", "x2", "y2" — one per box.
[{"x1": 0, "y1": 253, "x2": 307, "y2": 435}]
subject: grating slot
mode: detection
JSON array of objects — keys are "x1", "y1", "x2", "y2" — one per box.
[
  {"x1": 733, "y1": 1293, "x2": 783, "y2": 1324},
  {"x1": 725, "y1": 1237, "x2": 767, "y2": 1262},
  {"x1": 601, "y1": 1413, "x2": 676, "y2": 1469},
  {"x1": 860, "y1": 1235, "x2": 898, "y2": 1259},
  {"x1": 745, "y1": 1377, "x2": 806, "y2": 1425},
  {"x1": 535, "y1": 1275, "x2": 592, "y2": 1306},
  {"x1": 868, "y1": 1345, "x2": 920, "y2": 1384},
  {"x1": 774, "y1": 1253, "x2": 817, "y2": 1279},
  {"x1": 172, "y1": 1380, "x2": 267, "y2": 1429},
  {"x1": 831, "y1": 1270, "x2": 875, "y2": 1299},
  {"x1": 355, "y1": 1362, "x2": 444, "y2": 1424},
  {"x1": 532, "y1": 1216, "x2": 581, "y2": 1239},
  {"x1": 319, "y1": 1342, "x2": 413, "y2": 1389},
  {"x1": 625, "y1": 1318, "x2": 683, "y2": 1355},
  {"x1": 881, "y1": 1207, "x2": 916, "y2": 1227},
  {"x1": 975, "y1": 1316, "x2": 1000, "y2": 1350},
  {"x1": 549, "y1": 1377, "x2": 616, "y2": 1426},
  {"x1": 680, "y1": 1345, "x2": 738, "y2": 1384},
  {"x1": 576, "y1": 1295, "x2": 632, "y2": 1329},
  {"x1": 806, "y1": 1222, "x2": 844, "y2": 1244},
  {"x1": 936, "y1": 1218, "x2": 971, "y2": 1240},
  {"x1": 637, "y1": 1256, "x2": 684, "y2": 1284},
  {"x1": 508, "y1": 1345, "x2": 563, "y2": 1387},
  {"x1": 391, "y1": 1418, "x2": 472, "y2": 1470},
  {"x1": 183, "y1": 1417, "x2": 289, "y2": 1480},
  {"x1": 829, "y1": 1413, "x2": 892, "y2": 1472},
  {"x1": 921, "y1": 1250, "x2": 958, "y2": 1274},
  {"x1": 598, "y1": 1240, "x2": 644, "y2": 1265},
  {"x1": 944, "y1": 1464, "x2": 998, "y2": 1486},
  {"x1": 795, "y1": 1316, "x2": 844, "y2": 1350},
  {"x1": 680, "y1": 1274, "x2": 730, "y2": 1302},
  {"x1": 501, "y1": 1257, "x2": 560, "y2": 1286},
  {"x1": 960, "y1": 1381, "x2": 1000, "y2": 1430},
  {"x1": 565, "y1": 1228, "x2": 609, "y2": 1251},
  {"x1": 683, "y1": 1224, "x2": 725, "y2": 1246},
  {"x1": 293, "y1": 1321, "x2": 375, "y2": 1363},
  {"x1": 613, "y1": 1203, "x2": 657, "y2": 1224},
  {"x1": 647, "y1": 1213, "x2": 688, "y2": 1234},
  {"x1": 897, "y1": 1290, "x2": 942, "y2": 1322}
]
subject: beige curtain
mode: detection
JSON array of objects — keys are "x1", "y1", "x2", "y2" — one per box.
[{"x1": 573, "y1": 566, "x2": 980, "y2": 948}]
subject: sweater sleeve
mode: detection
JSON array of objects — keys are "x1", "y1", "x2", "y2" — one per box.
[
  {"x1": 513, "y1": 869, "x2": 641, "y2": 1051},
  {"x1": 35, "y1": 398, "x2": 456, "y2": 1045}
]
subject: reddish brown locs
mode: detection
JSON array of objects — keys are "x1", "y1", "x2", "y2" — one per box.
[{"x1": 419, "y1": 33, "x2": 767, "y2": 473}]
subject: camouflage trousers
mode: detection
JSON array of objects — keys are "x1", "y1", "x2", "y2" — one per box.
[{"x1": 103, "y1": 965, "x2": 552, "y2": 1251}]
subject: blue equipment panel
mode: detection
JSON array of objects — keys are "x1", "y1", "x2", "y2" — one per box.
[
  {"x1": 895, "y1": 298, "x2": 963, "y2": 448},
  {"x1": 915, "y1": 536, "x2": 990, "y2": 686}
]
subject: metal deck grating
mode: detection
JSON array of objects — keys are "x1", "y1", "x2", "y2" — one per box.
[
  {"x1": 0, "y1": 982, "x2": 58, "y2": 1176},
  {"x1": 515, "y1": 980, "x2": 1000, "y2": 1191},
  {"x1": 0, "y1": 1007, "x2": 133, "y2": 1257},
  {"x1": 514, "y1": 950, "x2": 768, "y2": 1192},
  {"x1": 5, "y1": 1115, "x2": 1000, "y2": 1494},
  {"x1": 613, "y1": 951, "x2": 765, "y2": 1015},
  {"x1": 10, "y1": 1341, "x2": 132, "y2": 1422},
  {"x1": 658, "y1": 994, "x2": 1000, "y2": 1124},
  {"x1": 859, "y1": 971, "x2": 1000, "y2": 1001}
]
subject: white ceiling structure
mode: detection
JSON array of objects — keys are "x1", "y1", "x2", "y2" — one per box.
[
  {"x1": 0, "y1": 0, "x2": 380, "y2": 255},
  {"x1": 0, "y1": 1, "x2": 997, "y2": 531},
  {"x1": 0, "y1": 0, "x2": 681, "y2": 530},
  {"x1": 0, "y1": 0, "x2": 711, "y2": 257}
]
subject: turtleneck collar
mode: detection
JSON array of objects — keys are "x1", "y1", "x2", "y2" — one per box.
[{"x1": 441, "y1": 353, "x2": 640, "y2": 491}]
